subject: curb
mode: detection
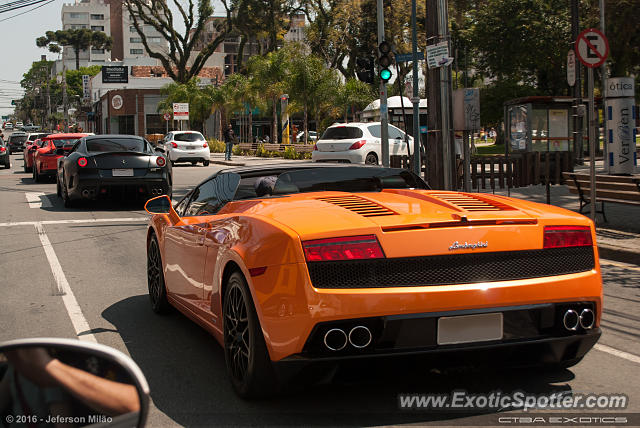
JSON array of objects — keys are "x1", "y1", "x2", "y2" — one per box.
[
  {"x1": 597, "y1": 244, "x2": 640, "y2": 266},
  {"x1": 210, "y1": 160, "x2": 246, "y2": 166}
]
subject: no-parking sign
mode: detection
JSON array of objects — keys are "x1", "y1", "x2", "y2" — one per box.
[{"x1": 575, "y1": 28, "x2": 609, "y2": 68}]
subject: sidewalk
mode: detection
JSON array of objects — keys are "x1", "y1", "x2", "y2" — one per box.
[{"x1": 209, "y1": 153, "x2": 640, "y2": 266}]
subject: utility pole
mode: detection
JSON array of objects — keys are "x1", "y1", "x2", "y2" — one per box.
[
  {"x1": 377, "y1": 0, "x2": 389, "y2": 167},
  {"x1": 410, "y1": 0, "x2": 421, "y2": 175},
  {"x1": 599, "y1": 0, "x2": 607, "y2": 171},
  {"x1": 571, "y1": 0, "x2": 583, "y2": 164},
  {"x1": 426, "y1": 0, "x2": 454, "y2": 188}
]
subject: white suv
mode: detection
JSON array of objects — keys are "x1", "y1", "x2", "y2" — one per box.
[
  {"x1": 311, "y1": 122, "x2": 413, "y2": 165},
  {"x1": 162, "y1": 131, "x2": 210, "y2": 166}
]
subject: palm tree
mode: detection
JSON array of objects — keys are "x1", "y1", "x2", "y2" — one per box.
[{"x1": 36, "y1": 29, "x2": 112, "y2": 70}]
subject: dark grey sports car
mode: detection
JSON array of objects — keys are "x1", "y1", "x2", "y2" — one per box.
[{"x1": 56, "y1": 135, "x2": 172, "y2": 207}]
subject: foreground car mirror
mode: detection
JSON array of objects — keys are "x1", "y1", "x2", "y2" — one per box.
[
  {"x1": 0, "y1": 338, "x2": 149, "y2": 427},
  {"x1": 144, "y1": 195, "x2": 171, "y2": 214}
]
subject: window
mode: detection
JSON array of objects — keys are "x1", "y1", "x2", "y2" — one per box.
[
  {"x1": 367, "y1": 124, "x2": 381, "y2": 138},
  {"x1": 130, "y1": 37, "x2": 142, "y2": 43},
  {"x1": 184, "y1": 174, "x2": 241, "y2": 216},
  {"x1": 129, "y1": 25, "x2": 137, "y2": 32},
  {"x1": 69, "y1": 12, "x2": 85, "y2": 18},
  {"x1": 148, "y1": 37, "x2": 162, "y2": 43},
  {"x1": 86, "y1": 138, "x2": 147, "y2": 153},
  {"x1": 90, "y1": 14, "x2": 104, "y2": 20},
  {"x1": 388, "y1": 126, "x2": 404, "y2": 140},
  {"x1": 321, "y1": 126, "x2": 363, "y2": 140},
  {"x1": 130, "y1": 49, "x2": 144, "y2": 55},
  {"x1": 174, "y1": 133, "x2": 204, "y2": 142},
  {"x1": 91, "y1": 48, "x2": 105, "y2": 54},
  {"x1": 91, "y1": 25, "x2": 104, "y2": 31}
]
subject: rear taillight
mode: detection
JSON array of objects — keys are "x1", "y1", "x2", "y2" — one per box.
[
  {"x1": 156, "y1": 156, "x2": 166, "y2": 167},
  {"x1": 202, "y1": 142, "x2": 208, "y2": 148},
  {"x1": 170, "y1": 142, "x2": 178, "y2": 148},
  {"x1": 302, "y1": 235, "x2": 385, "y2": 262},
  {"x1": 543, "y1": 226, "x2": 593, "y2": 248},
  {"x1": 313, "y1": 144, "x2": 318, "y2": 151},
  {"x1": 349, "y1": 140, "x2": 367, "y2": 150},
  {"x1": 0, "y1": 147, "x2": 5, "y2": 153},
  {"x1": 78, "y1": 157, "x2": 88, "y2": 167}
]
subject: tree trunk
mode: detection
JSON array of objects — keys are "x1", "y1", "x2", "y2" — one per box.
[
  {"x1": 74, "y1": 46, "x2": 80, "y2": 70},
  {"x1": 249, "y1": 109, "x2": 253, "y2": 143},
  {"x1": 303, "y1": 103, "x2": 308, "y2": 144}
]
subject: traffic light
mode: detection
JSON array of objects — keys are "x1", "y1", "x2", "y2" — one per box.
[
  {"x1": 378, "y1": 41, "x2": 394, "y2": 83},
  {"x1": 355, "y1": 57, "x2": 374, "y2": 84}
]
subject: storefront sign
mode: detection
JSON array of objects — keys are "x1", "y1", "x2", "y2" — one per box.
[
  {"x1": 111, "y1": 95, "x2": 123, "y2": 110},
  {"x1": 102, "y1": 66, "x2": 129, "y2": 83}
]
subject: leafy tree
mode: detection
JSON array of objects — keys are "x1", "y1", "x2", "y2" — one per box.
[
  {"x1": 334, "y1": 78, "x2": 375, "y2": 123},
  {"x1": 36, "y1": 29, "x2": 112, "y2": 70},
  {"x1": 158, "y1": 78, "x2": 216, "y2": 131},
  {"x1": 125, "y1": 0, "x2": 231, "y2": 83}
]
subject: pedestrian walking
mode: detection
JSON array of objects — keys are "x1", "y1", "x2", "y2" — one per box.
[{"x1": 223, "y1": 124, "x2": 236, "y2": 161}]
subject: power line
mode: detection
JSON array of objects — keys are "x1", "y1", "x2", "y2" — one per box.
[
  {"x1": 0, "y1": 0, "x2": 54, "y2": 21},
  {"x1": 0, "y1": 0, "x2": 52, "y2": 14}
]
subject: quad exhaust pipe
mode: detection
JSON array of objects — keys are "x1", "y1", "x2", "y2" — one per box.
[
  {"x1": 563, "y1": 308, "x2": 595, "y2": 331},
  {"x1": 151, "y1": 188, "x2": 163, "y2": 195},
  {"x1": 81, "y1": 189, "x2": 96, "y2": 199},
  {"x1": 323, "y1": 326, "x2": 372, "y2": 351}
]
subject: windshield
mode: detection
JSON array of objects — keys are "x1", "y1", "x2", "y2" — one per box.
[
  {"x1": 174, "y1": 133, "x2": 205, "y2": 142},
  {"x1": 320, "y1": 126, "x2": 363, "y2": 140},
  {"x1": 50, "y1": 139, "x2": 79, "y2": 148},
  {"x1": 270, "y1": 167, "x2": 428, "y2": 195},
  {"x1": 9, "y1": 135, "x2": 28, "y2": 143},
  {"x1": 86, "y1": 138, "x2": 149, "y2": 153}
]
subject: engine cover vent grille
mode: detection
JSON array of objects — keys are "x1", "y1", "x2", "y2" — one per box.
[
  {"x1": 430, "y1": 193, "x2": 513, "y2": 211},
  {"x1": 317, "y1": 195, "x2": 396, "y2": 217}
]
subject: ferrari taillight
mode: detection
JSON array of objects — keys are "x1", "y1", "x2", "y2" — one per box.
[
  {"x1": 0, "y1": 147, "x2": 5, "y2": 153},
  {"x1": 543, "y1": 226, "x2": 592, "y2": 248},
  {"x1": 78, "y1": 157, "x2": 88, "y2": 167},
  {"x1": 302, "y1": 235, "x2": 385, "y2": 262},
  {"x1": 170, "y1": 142, "x2": 178, "y2": 148},
  {"x1": 156, "y1": 156, "x2": 166, "y2": 167},
  {"x1": 349, "y1": 140, "x2": 367, "y2": 150}
]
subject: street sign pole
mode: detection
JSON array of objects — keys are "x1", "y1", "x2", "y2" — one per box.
[
  {"x1": 588, "y1": 67, "x2": 596, "y2": 222},
  {"x1": 377, "y1": 0, "x2": 389, "y2": 167}
]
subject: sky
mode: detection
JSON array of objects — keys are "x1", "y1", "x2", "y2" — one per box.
[{"x1": 0, "y1": 0, "x2": 225, "y2": 118}]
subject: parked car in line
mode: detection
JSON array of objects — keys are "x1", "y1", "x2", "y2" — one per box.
[
  {"x1": 161, "y1": 131, "x2": 210, "y2": 166},
  {"x1": 0, "y1": 137, "x2": 10, "y2": 169},
  {"x1": 311, "y1": 122, "x2": 413, "y2": 165},
  {"x1": 57, "y1": 134, "x2": 172, "y2": 207},
  {"x1": 3, "y1": 122, "x2": 13, "y2": 130},
  {"x1": 143, "y1": 163, "x2": 602, "y2": 398},
  {"x1": 21, "y1": 124, "x2": 41, "y2": 132},
  {"x1": 23, "y1": 136, "x2": 49, "y2": 172},
  {"x1": 296, "y1": 131, "x2": 318, "y2": 142},
  {"x1": 33, "y1": 133, "x2": 90, "y2": 182},
  {"x1": 7, "y1": 131, "x2": 29, "y2": 154}
]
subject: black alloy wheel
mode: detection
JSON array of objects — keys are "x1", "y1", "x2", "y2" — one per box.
[
  {"x1": 147, "y1": 235, "x2": 171, "y2": 314},
  {"x1": 365, "y1": 152, "x2": 378, "y2": 165},
  {"x1": 223, "y1": 271, "x2": 277, "y2": 398}
]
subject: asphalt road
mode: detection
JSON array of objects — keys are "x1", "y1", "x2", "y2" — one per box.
[{"x1": 1, "y1": 146, "x2": 639, "y2": 427}]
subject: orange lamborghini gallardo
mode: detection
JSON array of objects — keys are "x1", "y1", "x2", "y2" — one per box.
[{"x1": 144, "y1": 164, "x2": 602, "y2": 397}]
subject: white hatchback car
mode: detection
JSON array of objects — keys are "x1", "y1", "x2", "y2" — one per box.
[
  {"x1": 311, "y1": 122, "x2": 413, "y2": 165},
  {"x1": 162, "y1": 131, "x2": 210, "y2": 166}
]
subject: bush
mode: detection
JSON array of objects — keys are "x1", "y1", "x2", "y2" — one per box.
[
  {"x1": 255, "y1": 144, "x2": 267, "y2": 157},
  {"x1": 208, "y1": 139, "x2": 225, "y2": 153},
  {"x1": 232, "y1": 145, "x2": 242, "y2": 156},
  {"x1": 283, "y1": 146, "x2": 297, "y2": 159}
]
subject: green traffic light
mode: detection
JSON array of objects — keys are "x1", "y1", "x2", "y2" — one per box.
[{"x1": 379, "y1": 68, "x2": 392, "y2": 82}]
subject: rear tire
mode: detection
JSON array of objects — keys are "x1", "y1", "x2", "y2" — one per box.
[
  {"x1": 56, "y1": 178, "x2": 61, "y2": 197},
  {"x1": 203, "y1": 160, "x2": 210, "y2": 167},
  {"x1": 365, "y1": 152, "x2": 378, "y2": 165},
  {"x1": 224, "y1": 271, "x2": 278, "y2": 398},
  {"x1": 147, "y1": 235, "x2": 171, "y2": 314},
  {"x1": 33, "y1": 165, "x2": 40, "y2": 182},
  {"x1": 62, "y1": 176, "x2": 74, "y2": 208},
  {"x1": 4, "y1": 161, "x2": 10, "y2": 169},
  {"x1": 191, "y1": 161, "x2": 197, "y2": 166}
]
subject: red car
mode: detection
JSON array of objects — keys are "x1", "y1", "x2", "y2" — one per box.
[
  {"x1": 23, "y1": 138, "x2": 47, "y2": 172},
  {"x1": 33, "y1": 133, "x2": 90, "y2": 182}
]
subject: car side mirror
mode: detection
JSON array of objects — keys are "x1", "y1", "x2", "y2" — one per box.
[
  {"x1": 144, "y1": 195, "x2": 172, "y2": 215},
  {"x1": 0, "y1": 338, "x2": 150, "y2": 427},
  {"x1": 56, "y1": 148, "x2": 64, "y2": 155}
]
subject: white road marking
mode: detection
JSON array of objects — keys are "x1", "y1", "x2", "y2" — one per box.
[
  {"x1": 34, "y1": 221, "x2": 97, "y2": 342},
  {"x1": 594, "y1": 344, "x2": 640, "y2": 364},
  {"x1": 26, "y1": 192, "x2": 52, "y2": 209},
  {"x1": 599, "y1": 259, "x2": 640, "y2": 271},
  {"x1": 0, "y1": 217, "x2": 148, "y2": 227}
]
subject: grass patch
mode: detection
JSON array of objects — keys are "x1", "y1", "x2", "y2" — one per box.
[{"x1": 475, "y1": 144, "x2": 506, "y2": 155}]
